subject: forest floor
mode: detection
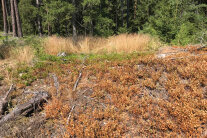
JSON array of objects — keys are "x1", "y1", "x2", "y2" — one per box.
[{"x1": 0, "y1": 36, "x2": 207, "y2": 137}]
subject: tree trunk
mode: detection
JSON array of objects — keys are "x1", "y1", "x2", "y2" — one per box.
[
  {"x1": 127, "y1": 0, "x2": 129, "y2": 29},
  {"x1": 13, "y1": 0, "x2": 23, "y2": 37},
  {"x1": 36, "y1": 0, "x2": 42, "y2": 36},
  {"x1": 1, "y1": 0, "x2": 8, "y2": 34},
  {"x1": 116, "y1": 6, "x2": 118, "y2": 33},
  {"x1": 121, "y1": 0, "x2": 124, "y2": 27},
  {"x1": 90, "y1": 20, "x2": 93, "y2": 36},
  {"x1": 72, "y1": 0, "x2": 77, "y2": 42},
  {"x1": 134, "y1": 0, "x2": 137, "y2": 19},
  {"x1": 5, "y1": 1, "x2": 11, "y2": 33},
  {"x1": 46, "y1": 5, "x2": 51, "y2": 36},
  {"x1": 10, "y1": 0, "x2": 17, "y2": 37}
]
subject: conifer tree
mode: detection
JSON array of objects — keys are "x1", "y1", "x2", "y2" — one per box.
[
  {"x1": 14, "y1": 0, "x2": 23, "y2": 37},
  {"x1": 1, "y1": 0, "x2": 8, "y2": 34},
  {"x1": 6, "y1": 0, "x2": 206, "y2": 44},
  {"x1": 10, "y1": 0, "x2": 17, "y2": 37}
]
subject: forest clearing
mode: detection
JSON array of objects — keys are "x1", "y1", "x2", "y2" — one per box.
[
  {"x1": 0, "y1": 35, "x2": 206, "y2": 137},
  {"x1": 0, "y1": 0, "x2": 207, "y2": 137}
]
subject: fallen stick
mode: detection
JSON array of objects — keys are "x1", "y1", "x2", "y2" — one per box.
[
  {"x1": 72, "y1": 71, "x2": 82, "y2": 91},
  {"x1": 66, "y1": 57, "x2": 87, "y2": 127},
  {"x1": 0, "y1": 84, "x2": 14, "y2": 115},
  {"x1": 66, "y1": 105, "x2": 76, "y2": 125},
  {"x1": 0, "y1": 91, "x2": 49, "y2": 126},
  {"x1": 52, "y1": 74, "x2": 59, "y2": 95},
  {"x1": 72, "y1": 56, "x2": 87, "y2": 91}
]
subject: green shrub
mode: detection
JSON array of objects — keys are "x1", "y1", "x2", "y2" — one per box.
[{"x1": 172, "y1": 23, "x2": 198, "y2": 45}]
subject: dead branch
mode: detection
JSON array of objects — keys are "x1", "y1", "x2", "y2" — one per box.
[
  {"x1": 73, "y1": 71, "x2": 82, "y2": 91},
  {"x1": 0, "y1": 84, "x2": 14, "y2": 115},
  {"x1": 72, "y1": 56, "x2": 87, "y2": 91},
  {"x1": 4, "y1": 84, "x2": 14, "y2": 100},
  {"x1": 0, "y1": 91, "x2": 49, "y2": 126},
  {"x1": 66, "y1": 105, "x2": 76, "y2": 125},
  {"x1": 23, "y1": 90, "x2": 49, "y2": 103},
  {"x1": 67, "y1": 57, "x2": 87, "y2": 127},
  {"x1": 52, "y1": 74, "x2": 59, "y2": 95}
]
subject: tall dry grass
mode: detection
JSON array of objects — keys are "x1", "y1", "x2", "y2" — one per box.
[
  {"x1": 9, "y1": 46, "x2": 35, "y2": 64},
  {"x1": 43, "y1": 37, "x2": 77, "y2": 55},
  {"x1": 0, "y1": 46, "x2": 35, "y2": 84},
  {"x1": 44, "y1": 34, "x2": 162, "y2": 55},
  {"x1": 0, "y1": 46, "x2": 35, "y2": 73}
]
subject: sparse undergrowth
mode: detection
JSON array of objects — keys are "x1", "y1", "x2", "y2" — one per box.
[
  {"x1": 0, "y1": 36, "x2": 206, "y2": 137},
  {"x1": 43, "y1": 47, "x2": 207, "y2": 137}
]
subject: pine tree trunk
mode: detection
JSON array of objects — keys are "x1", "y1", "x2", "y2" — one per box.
[
  {"x1": 36, "y1": 0, "x2": 42, "y2": 36},
  {"x1": 121, "y1": 0, "x2": 124, "y2": 27},
  {"x1": 134, "y1": 0, "x2": 137, "y2": 19},
  {"x1": 72, "y1": 20, "x2": 77, "y2": 40},
  {"x1": 90, "y1": 20, "x2": 93, "y2": 36},
  {"x1": 5, "y1": 1, "x2": 11, "y2": 33},
  {"x1": 1, "y1": 0, "x2": 8, "y2": 34},
  {"x1": 10, "y1": 0, "x2": 17, "y2": 37},
  {"x1": 116, "y1": 6, "x2": 118, "y2": 32},
  {"x1": 46, "y1": 5, "x2": 50, "y2": 36},
  {"x1": 127, "y1": 0, "x2": 129, "y2": 29},
  {"x1": 72, "y1": 0, "x2": 77, "y2": 42},
  {"x1": 13, "y1": 0, "x2": 23, "y2": 37}
]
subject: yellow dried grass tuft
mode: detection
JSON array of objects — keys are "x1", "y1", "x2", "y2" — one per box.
[
  {"x1": 9, "y1": 46, "x2": 35, "y2": 64},
  {"x1": 44, "y1": 34, "x2": 162, "y2": 55}
]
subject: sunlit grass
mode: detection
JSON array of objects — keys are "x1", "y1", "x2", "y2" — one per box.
[{"x1": 43, "y1": 34, "x2": 162, "y2": 55}]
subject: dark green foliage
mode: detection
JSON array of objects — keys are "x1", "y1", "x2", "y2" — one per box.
[
  {"x1": 0, "y1": 0, "x2": 206, "y2": 45},
  {"x1": 142, "y1": 0, "x2": 207, "y2": 45},
  {"x1": 18, "y1": 0, "x2": 37, "y2": 35}
]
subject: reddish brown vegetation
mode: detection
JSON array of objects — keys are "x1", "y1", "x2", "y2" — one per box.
[{"x1": 45, "y1": 48, "x2": 207, "y2": 137}]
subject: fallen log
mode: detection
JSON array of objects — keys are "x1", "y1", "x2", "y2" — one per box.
[
  {"x1": 0, "y1": 91, "x2": 50, "y2": 126},
  {"x1": 0, "y1": 84, "x2": 14, "y2": 115}
]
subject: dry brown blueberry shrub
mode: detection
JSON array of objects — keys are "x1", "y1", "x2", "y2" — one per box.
[{"x1": 44, "y1": 48, "x2": 207, "y2": 137}]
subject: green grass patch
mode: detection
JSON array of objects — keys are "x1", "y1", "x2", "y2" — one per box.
[{"x1": 0, "y1": 75, "x2": 4, "y2": 81}]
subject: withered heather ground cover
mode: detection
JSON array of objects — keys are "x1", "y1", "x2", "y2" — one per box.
[{"x1": 44, "y1": 47, "x2": 207, "y2": 137}]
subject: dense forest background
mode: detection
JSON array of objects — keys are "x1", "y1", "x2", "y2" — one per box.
[{"x1": 0, "y1": 0, "x2": 207, "y2": 45}]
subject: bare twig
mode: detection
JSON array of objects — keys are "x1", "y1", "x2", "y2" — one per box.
[
  {"x1": 72, "y1": 56, "x2": 87, "y2": 91},
  {"x1": 4, "y1": 84, "x2": 14, "y2": 100},
  {"x1": 0, "y1": 84, "x2": 15, "y2": 115},
  {"x1": 68, "y1": 57, "x2": 87, "y2": 126},
  {"x1": 73, "y1": 71, "x2": 82, "y2": 91},
  {"x1": 66, "y1": 105, "x2": 76, "y2": 125},
  {"x1": 52, "y1": 74, "x2": 59, "y2": 95}
]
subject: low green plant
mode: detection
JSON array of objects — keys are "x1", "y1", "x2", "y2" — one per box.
[
  {"x1": 0, "y1": 75, "x2": 4, "y2": 81},
  {"x1": 15, "y1": 64, "x2": 36, "y2": 86}
]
